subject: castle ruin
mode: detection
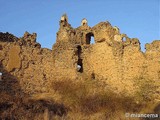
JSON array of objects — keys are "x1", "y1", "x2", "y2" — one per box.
[{"x1": 0, "y1": 14, "x2": 159, "y2": 119}]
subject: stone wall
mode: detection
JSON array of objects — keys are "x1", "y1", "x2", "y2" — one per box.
[
  {"x1": 0, "y1": 15, "x2": 160, "y2": 97},
  {"x1": 0, "y1": 15, "x2": 159, "y2": 119},
  {"x1": 52, "y1": 15, "x2": 160, "y2": 96},
  {"x1": 0, "y1": 32, "x2": 54, "y2": 95}
]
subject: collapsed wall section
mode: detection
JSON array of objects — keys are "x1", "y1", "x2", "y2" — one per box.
[
  {"x1": 0, "y1": 32, "x2": 54, "y2": 95},
  {"x1": 52, "y1": 42, "x2": 78, "y2": 80},
  {"x1": 0, "y1": 16, "x2": 160, "y2": 97},
  {"x1": 0, "y1": 15, "x2": 160, "y2": 119}
]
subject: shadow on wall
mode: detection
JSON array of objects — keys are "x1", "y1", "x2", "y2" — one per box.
[
  {"x1": 0, "y1": 63, "x2": 68, "y2": 119},
  {"x1": 0, "y1": 63, "x2": 25, "y2": 119}
]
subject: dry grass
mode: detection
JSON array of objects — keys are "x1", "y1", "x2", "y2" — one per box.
[
  {"x1": 52, "y1": 79, "x2": 145, "y2": 119},
  {"x1": 133, "y1": 77, "x2": 160, "y2": 114},
  {"x1": 0, "y1": 76, "x2": 159, "y2": 120}
]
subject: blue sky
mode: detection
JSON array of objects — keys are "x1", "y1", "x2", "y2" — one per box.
[{"x1": 0, "y1": 0, "x2": 159, "y2": 51}]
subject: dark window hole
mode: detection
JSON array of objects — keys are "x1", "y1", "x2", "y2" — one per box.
[{"x1": 86, "y1": 33, "x2": 95, "y2": 44}]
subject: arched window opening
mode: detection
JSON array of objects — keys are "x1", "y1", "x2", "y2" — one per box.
[
  {"x1": 64, "y1": 18, "x2": 67, "y2": 22},
  {"x1": 91, "y1": 36, "x2": 95, "y2": 44},
  {"x1": 77, "y1": 46, "x2": 82, "y2": 57},
  {"x1": 122, "y1": 37, "x2": 126, "y2": 42},
  {"x1": 77, "y1": 59, "x2": 83, "y2": 73},
  {"x1": 86, "y1": 33, "x2": 94, "y2": 44},
  {"x1": 76, "y1": 46, "x2": 83, "y2": 73}
]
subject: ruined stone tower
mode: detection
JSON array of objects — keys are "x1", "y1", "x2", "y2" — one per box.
[
  {"x1": 0, "y1": 14, "x2": 159, "y2": 119},
  {"x1": 51, "y1": 14, "x2": 160, "y2": 93},
  {"x1": 0, "y1": 14, "x2": 159, "y2": 94},
  {"x1": 53, "y1": 14, "x2": 141, "y2": 82}
]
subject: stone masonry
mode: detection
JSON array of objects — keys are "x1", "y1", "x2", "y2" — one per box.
[{"x1": 0, "y1": 14, "x2": 160, "y2": 96}]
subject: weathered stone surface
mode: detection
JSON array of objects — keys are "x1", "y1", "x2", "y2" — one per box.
[
  {"x1": 0, "y1": 14, "x2": 159, "y2": 119},
  {"x1": 7, "y1": 45, "x2": 21, "y2": 72},
  {"x1": 0, "y1": 15, "x2": 159, "y2": 95}
]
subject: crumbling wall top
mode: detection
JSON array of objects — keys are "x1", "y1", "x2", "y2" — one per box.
[
  {"x1": 81, "y1": 18, "x2": 88, "y2": 26},
  {"x1": 0, "y1": 32, "x2": 18, "y2": 42},
  {"x1": 23, "y1": 31, "x2": 37, "y2": 43},
  {"x1": 145, "y1": 40, "x2": 160, "y2": 52},
  {"x1": 60, "y1": 14, "x2": 68, "y2": 22}
]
